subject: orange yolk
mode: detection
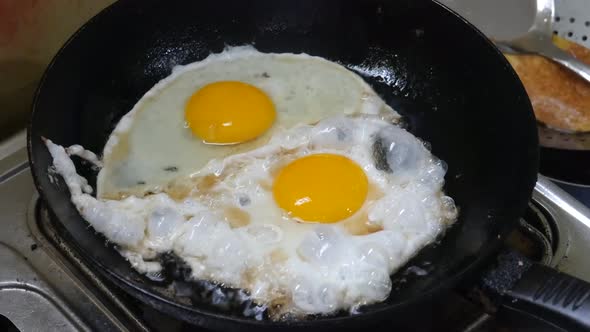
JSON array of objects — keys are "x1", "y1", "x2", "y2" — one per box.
[
  {"x1": 185, "y1": 81, "x2": 276, "y2": 144},
  {"x1": 273, "y1": 154, "x2": 369, "y2": 223}
]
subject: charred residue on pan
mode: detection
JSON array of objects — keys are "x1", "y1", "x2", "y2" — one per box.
[{"x1": 142, "y1": 252, "x2": 268, "y2": 320}]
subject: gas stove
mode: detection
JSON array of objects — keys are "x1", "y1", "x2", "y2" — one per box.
[{"x1": 1, "y1": 131, "x2": 590, "y2": 332}]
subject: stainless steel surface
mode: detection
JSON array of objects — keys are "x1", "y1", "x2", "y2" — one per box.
[
  {"x1": 518, "y1": 210, "x2": 553, "y2": 266},
  {"x1": 0, "y1": 137, "x2": 138, "y2": 331},
  {"x1": 553, "y1": 0, "x2": 590, "y2": 48},
  {"x1": 437, "y1": 0, "x2": 536, "y2": 39},
  {"x1": 0, "y1": 242, "x2": 86, "y2": 332},
  {"x1": 534, "y1": 175, "x2": 590, "y2": 280}
]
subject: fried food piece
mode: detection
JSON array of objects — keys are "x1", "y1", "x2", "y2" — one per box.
[{"x1": 504, "y1": 36, "x2": 590, "y2": 132}]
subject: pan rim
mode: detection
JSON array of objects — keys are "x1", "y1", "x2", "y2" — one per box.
[{"x1": 26, "y1": 0, "x2": 539, "y2": 328}]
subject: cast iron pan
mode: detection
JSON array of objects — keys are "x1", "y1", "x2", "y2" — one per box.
[{"x1": 27, "y1": 0, "x2": 590, "y2": 330}]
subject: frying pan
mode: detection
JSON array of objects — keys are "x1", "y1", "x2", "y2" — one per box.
[{"x1": 26, "y1": 0, "x2": 590, "y2": 330}]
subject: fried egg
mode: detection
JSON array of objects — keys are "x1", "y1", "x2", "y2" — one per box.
[
  {"x1": 45, "y1": 46, "x2": 457, "y2": 319},
  {"x1": 46, "y1": 114, "x2": 457, "y2": 318},
  {"x1": 97, "y1": 46, "x2": 396, "y2": 200}
]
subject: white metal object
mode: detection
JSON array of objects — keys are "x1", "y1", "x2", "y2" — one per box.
[{"x1": 553, "y1": 0, "x2": 590, "y2": 48}]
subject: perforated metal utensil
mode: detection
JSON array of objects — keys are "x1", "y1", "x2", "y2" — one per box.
[
  {"x1": 498, "y1": 0, "x2": 590, "y2": 151},
  {"x1": 441, "y1": 0, "x2": 590, "y2": 152},
  {"x1": 495, "y1": 0, "x2": 590, "y2": 84}
]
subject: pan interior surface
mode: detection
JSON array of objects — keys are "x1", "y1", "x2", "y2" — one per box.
[{"x1": 28, "y1": 0, "x2": 538, "y2": 328}]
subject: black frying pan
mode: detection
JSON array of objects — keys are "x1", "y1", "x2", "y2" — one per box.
[
  {"x1": 540, "y1": 148, "x2": 590, "y2": 185},
  {"x1": 27, "y1": 0, "x2": 590, "y2": 330}
]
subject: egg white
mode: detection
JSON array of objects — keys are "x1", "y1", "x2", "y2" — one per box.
[{"x1": 46, "y1": 114, "x2": 457, "y2": 318}]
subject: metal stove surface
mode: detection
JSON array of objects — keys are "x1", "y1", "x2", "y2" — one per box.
[{"x1": 2, "y1": 131, "x2": 590, "y2": 332}]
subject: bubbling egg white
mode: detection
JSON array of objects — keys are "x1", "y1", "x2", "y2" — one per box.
[{"x1": 46, "y1": 114, "x2": 457, "y2": 319}]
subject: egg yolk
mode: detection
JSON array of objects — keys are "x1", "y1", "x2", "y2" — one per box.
[
  {"x1": 273, "y1": 154, "x2": 368, "y2": 223},
  {"x1": 185, "y1": 81, "x2": 276, "y2": 144}
]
